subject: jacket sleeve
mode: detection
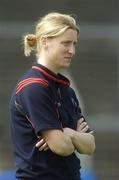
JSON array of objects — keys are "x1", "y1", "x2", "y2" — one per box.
[{"x1": 16, "y1": 83, "x2": 62, "y2": 135}]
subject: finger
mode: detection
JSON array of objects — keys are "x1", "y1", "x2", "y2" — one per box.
[
  {"x1": 77, "y1": 118, "x2": 84, "y2": 130},
  {"x1": 79, "y1": 122, "x2": 87, "y2": 130},
  {"x1": 37, "y1": 135, "x2": 41, "y2": 139},
  {"x1": 35, "y1": 139, "x2": 45, "y2": 148},
  {"x1": 81, "y1": 125, "x2": 89, "y2": 133},
  {"x1": 89, "y1": 131, "x2": 94, "y2": 134},
  {"x1": 44, "y1": 146, "x2": 49, "y2": 151},
  {"x1": 78, "y1": 118, "x2": 84, "y2": 124},
  {"x1": 38, "y1": 142, "x2": 47, "y2": 151}
]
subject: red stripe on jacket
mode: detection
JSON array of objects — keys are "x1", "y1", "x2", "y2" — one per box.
[{"x1": 16, "y1": 78, "x2": 49, "y2": 94}]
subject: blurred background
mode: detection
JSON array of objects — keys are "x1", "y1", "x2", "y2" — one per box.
[{"x1": 0, "y1": 0, "x2": 119, "y2": 179}]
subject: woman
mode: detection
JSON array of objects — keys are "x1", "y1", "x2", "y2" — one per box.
[{"x1": 10, "y1": 12, "x2": 95, "y2": 180}]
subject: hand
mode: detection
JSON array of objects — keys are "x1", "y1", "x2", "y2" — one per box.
[
  {"x1": 77, "y1": 117, "x2": 93, "y2": 134},
  {"x1": 35, "y1": 137, "x2": 49, "y2": 151},
  {"x1": 63, "y1": 127, "x2": 75, "y2": 139}
]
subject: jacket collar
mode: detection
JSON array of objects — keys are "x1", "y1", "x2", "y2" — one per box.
[{"x1": 32, "y1": 63, "x2": 70, "y2": 86}]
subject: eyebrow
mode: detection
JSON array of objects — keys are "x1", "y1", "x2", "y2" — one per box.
[{"x1": 61, "y1": 40, "x2": 77, "y2": 44}]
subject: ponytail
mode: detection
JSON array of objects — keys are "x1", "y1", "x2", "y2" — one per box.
[{"x1": 23, "y1": 34, "x2": 37, "y2": 57}]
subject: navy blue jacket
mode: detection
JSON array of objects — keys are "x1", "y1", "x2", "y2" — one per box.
[{"x1": 10, "y1": 63, "x2": 90, "y2": 180}]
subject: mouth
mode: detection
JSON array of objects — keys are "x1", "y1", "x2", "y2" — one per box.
[{"x1": 64, "y1": 57, "x2": 72, "y2": 60}]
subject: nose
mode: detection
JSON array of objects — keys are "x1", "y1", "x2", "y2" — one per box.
[{"x1": 68, "y1": 44, "x2": 75, "y2": 55}]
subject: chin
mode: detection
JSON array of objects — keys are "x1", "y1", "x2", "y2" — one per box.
[
  {"x1": 62, "y1": 63, "x2": 70, "y2": 69},
  {"x1": 65, "y1": 61, "x2": 71, "y2": 66}
]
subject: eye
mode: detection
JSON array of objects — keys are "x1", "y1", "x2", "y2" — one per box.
[
  {"x1": 61, "y1": 41, "x2": 78, "y2": 49},
  {"x1": 62, "y1": 41, "x2": 70, "y2": 46}
]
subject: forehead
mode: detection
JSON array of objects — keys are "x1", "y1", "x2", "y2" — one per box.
[{"x1": 55, "y1": 29, "x2": 78, "y2": 42}]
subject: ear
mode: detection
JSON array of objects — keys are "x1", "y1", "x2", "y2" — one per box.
[{"x1": 40, "y1": 37, "x2": 48, "y2": 48}]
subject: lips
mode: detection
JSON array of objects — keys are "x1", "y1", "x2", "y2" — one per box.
[{"x1": 64, "y1": 57, "x2": 72, "y2": 59}]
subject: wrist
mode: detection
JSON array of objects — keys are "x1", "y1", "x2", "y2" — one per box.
[{"x1": 69, "y1": 129, "x2": 76, "y2": 140}]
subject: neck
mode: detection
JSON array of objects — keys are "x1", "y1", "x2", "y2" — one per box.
[{"x1": 37, "y1": 57, "x2": 59, "y2": 74}]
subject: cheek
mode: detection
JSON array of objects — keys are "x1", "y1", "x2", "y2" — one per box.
[
  {"x1": 58, "y1": 46, "x2": 67, "y2": 55},
  {"x1": 54, "y1": 47, "x2": 64, "y2": 57}
]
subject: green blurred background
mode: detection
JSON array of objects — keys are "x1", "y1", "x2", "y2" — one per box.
[{"x1": 0, "y1": 0, "x2": 119, "y2": 179}]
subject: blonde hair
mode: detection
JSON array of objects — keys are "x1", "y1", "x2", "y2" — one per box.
[{"x1": 23, "y1": 12, "x2": 80, "y2": 57}]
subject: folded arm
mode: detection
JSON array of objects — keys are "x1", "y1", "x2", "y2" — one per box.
[
  {"x1": 36, "y1": 118, "x2": 95, "y2": 156},
  {"x1": 39, "y1": 129, "x2": 75, "y2": 156},
  {"x1": 63, "y1": 118, "x2": 96, "y2": 155}
]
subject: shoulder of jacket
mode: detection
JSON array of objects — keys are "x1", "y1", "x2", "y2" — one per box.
[{"x1": 16, "y1": 77, "x2": 49, "y2": 94}]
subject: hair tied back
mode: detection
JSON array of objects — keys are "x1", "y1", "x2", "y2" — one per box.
[
  {"x1": 26, "y1": 34, "x2": 37, "y2": 47},
  {"x1": 24, "y1": 34, "x2": 37, "y2": 57}
]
